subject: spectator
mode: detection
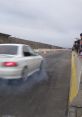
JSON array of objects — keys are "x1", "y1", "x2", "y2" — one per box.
[
  {"x1": 79, "y1": 33, "x2": 82, "y2": 55},
  {"x1": 73, "y1": 40, "x2": 80, "y2": 53}
]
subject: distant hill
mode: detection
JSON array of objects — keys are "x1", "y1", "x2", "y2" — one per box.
[{"x1": 0, "y1": 33, "x2": 63, "y2": 49}]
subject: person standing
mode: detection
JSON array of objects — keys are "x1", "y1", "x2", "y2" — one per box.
[{"x1": 79, "y1": 33, "x2": 82, "y2": 55}]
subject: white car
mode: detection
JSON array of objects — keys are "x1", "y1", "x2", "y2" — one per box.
[{"x1": 0, "y1": 44, "x2": 43, "y2": 80}]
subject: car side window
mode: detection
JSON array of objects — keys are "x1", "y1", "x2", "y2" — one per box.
[
  {"x1": 23, "y1": 46, "x2": 31, "y2": 57},
  {"x1": 23, "y1": 46, "x2": 36, "y2": 57},
  {"x1": 27, "y1": 46, "x2": 37, "y2": 56}
]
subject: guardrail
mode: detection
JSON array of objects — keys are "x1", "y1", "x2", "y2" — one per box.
[{"x1": 68, "y1": 51, "x2": 82, "y2": 117}]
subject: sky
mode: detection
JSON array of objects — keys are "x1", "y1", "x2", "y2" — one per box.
[{"x1": 0, "y1": 0, "x2": 82, "y2": 47}]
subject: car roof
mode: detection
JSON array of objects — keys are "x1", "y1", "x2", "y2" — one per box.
[{"x1": 0, "y1": 43, "x2": 29, "y2": 47}]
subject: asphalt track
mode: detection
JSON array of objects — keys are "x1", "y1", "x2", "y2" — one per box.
[{"x1": 0, "y1": 50, "x2": 71, "y2": 117}]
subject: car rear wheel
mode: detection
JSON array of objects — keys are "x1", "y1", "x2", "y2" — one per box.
[{"x1": 21, "y1": 67, "x2": 28, "y2": 81}]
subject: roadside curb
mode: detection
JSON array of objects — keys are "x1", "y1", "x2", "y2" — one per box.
[
  {"x1": 68, "y1": 52, "x2": 79, "y2": 117},
  {"x1": 69, "y1": 52, "x2": 78, "y2": 104}
]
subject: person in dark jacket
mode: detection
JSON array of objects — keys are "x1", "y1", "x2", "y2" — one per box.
[
  {"x1": 73, "y1": 40, "x2": 80, "y2": 53},
  {"x1": 72, "y1": 33, "x2": 82, "y2": 53},
  {"x1": 79, "y1": 33, "x2": 82, "y2": 55},
  {"x1": 80, "y1": 33, "x2": 82, "y2": 39}
]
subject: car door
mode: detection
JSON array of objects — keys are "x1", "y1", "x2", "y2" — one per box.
[
  {"x1": 22, "y1": 45, "x2": 40, "y2": 73},
  {"x1": 22, "y1": 45, "x2": 33, "y2": 73},
  {"x1": 27, "y1": 46, "x2": 42, "y2": 70}
]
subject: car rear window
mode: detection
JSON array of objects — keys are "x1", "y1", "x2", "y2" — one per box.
[{"x1": 0, "y1": 45, "x2": 18, "y2": 55}]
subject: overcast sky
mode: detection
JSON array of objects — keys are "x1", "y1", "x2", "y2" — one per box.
[{"x1": 0, "y1": 0, "x2": 82, "y2": 47}]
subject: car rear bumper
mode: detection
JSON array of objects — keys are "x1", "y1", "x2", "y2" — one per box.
[{"x1": 0, "y1": 68, "x2": 22, "y2": 79}]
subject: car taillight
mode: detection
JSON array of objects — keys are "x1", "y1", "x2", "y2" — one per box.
[{"x1": 3, "y1": 62, "x2": 18, "y2": 67}]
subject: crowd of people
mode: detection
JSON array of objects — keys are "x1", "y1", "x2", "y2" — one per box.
[{"x1": 72, "y1": 33, "x2": 82, "y2": 55}]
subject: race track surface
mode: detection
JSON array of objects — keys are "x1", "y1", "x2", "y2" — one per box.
[{"x1": 0, "y1": 50, "x2": 71, "y2": 117}]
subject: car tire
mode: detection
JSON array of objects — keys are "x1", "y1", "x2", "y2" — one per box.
[
  {"x1": 39, "y1": 61, "x2": 44, "y2": 72},
  {"x1": 21, "y1": 67, "x2": 28, "y2": 81}
]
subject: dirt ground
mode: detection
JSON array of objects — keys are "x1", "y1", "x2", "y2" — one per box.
[{"x1": 0, "y1": 50, "x2": 71, "y2": 117}]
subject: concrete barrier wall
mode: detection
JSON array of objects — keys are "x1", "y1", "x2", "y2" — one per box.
[
  {"x1": 34, "y1": 49, "x2": 67, "y2": 55},
  {"x1": 69, "y1": 52, "x2": 82, "y2": 104},
  {"x1": 69, "y1": 52, "x2": 78, "y2": 104},
  {"x1": 34, "y1": 49, "x2": 66, "y2": 52},
  {"x1": 34, "y1": 49, "x2": 59, "y2": 57},
  {"x1": 68, "y1": 51, "x2": 82, "y2": 117},
  {"x1": 34, "y1": 49, "x2": 57, "y2": 53}
]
